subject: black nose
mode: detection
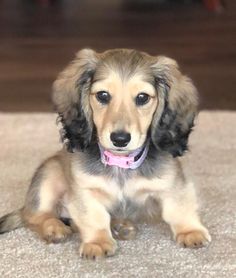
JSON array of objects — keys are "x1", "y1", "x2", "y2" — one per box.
[{"x1": 110, "y1": 131, "x2": 131, "y2": 147}]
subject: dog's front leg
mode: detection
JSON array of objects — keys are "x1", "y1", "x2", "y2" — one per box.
[
  {"x1": 67, "y1": 190, "x2": 117, "y2": 259},
  {"x1": 159, "y1": 182, "x2": 211, "y2": 248}
]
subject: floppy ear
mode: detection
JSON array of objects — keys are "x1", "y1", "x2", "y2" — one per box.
[
  {"x1": 151, "y1": 56, "x2": 198, "y2": 157},
  {"x1": 52, "y1": 49, "x2": 99, "y2": 152}
]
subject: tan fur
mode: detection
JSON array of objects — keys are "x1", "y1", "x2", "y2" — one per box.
[
  {"x1": 79, "y1": 229, "x2": 117, "y2": 259},
  {"x1": 88, "y1": 188, "x2": 115, "y2": 204},
  {"x1": 0, "y1": 48, "x2": 211, "y2": 260},
  {"x1": 176, "y1": 230, "x2": 210, "y2": 248},
  {"x1": 90, "y1": 72, "x2": 158, "y2": 152},
  {"x1": 23, "y1": 211, "x2": 72, "y2": 243}
]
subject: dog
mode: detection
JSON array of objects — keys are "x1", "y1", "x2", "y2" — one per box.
[{"x1": 0, "y1": 48, "x2": 211, "y2": 259}]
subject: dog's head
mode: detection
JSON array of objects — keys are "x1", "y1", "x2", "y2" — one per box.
[{"x1": 53, "y1": 48, "x2": 198, "y2": 157}]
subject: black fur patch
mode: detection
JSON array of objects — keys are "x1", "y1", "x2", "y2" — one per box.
[
  {"x1": 59, "y1": 103, "x2": 91, "y2": 152},
  {"x1": 152, "y1": 104, "x2": 194, "y2": 157},
  {"x1": 151, "y1": 75, "x2": 195, "y2": 157}
]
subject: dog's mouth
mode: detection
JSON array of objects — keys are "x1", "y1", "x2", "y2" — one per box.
[
  {"x1": 100, "y1": 144, "x2": 146, "y2": 156},
  {"x1": 106, "y1": 148, "x2": 132, "y2": 156}
]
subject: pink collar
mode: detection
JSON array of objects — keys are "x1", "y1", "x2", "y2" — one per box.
[{"x1": 99, "y1": 142, "x2": 149, "y2": 169}]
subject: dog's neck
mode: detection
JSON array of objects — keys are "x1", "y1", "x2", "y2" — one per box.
[{"x1": 99, "y1": 142, "x2": 150, "y2": 170}]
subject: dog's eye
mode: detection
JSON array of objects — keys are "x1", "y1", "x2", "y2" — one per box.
[
  {"x1": 135, "y1": 93, "x2": 150, "y2": 106},
  {"x1": 96, "y1": 91, "x2": 111, "y2": 105}
]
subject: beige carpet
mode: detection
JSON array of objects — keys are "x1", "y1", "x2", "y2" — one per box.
[{"x1": 0, "y1": 111, "x2": 235, "y2": 278}]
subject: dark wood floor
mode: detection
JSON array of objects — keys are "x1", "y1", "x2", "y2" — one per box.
[{"x1": 0, "y1": 0, "x2": 235, "y2": 111}]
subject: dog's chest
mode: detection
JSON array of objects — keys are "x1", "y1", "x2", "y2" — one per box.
[
  {"x1": 73, "y1": 164, "x2": 170, "y2": 218},
  {"x1": 107, "y1": 176, "x2": 161, "y2": 220},
  {"x1": 104, "y1": 173, "x2": 153, "y2": 207}
]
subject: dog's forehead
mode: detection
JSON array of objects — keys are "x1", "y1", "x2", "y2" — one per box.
[{"x1": 93, "y1": 50, "x2": 154, "y2": 84}]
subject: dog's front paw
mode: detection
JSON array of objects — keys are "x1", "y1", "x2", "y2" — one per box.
[
  {"x1": 42, "y1": 218, "x2": 72, "y2": 243},
  {"x1": 79, "y1": 238, "x2": 117, "y2": 260},
  {"x1": 176, "y1": 229, "x2": 211, "y2": 248}
]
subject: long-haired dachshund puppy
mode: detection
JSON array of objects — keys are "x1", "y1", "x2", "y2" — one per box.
[{"x1": 0, "y1": 49, "x2": 211, "y2": 259}]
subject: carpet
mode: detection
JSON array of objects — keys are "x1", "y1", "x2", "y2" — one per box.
[{"x1": 0, "y1": 111, "x2": 235, "y2": 278}]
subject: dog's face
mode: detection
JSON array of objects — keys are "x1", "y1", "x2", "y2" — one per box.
[
  {"x1": 90, "y1": 70, "x2": 158, "y2": 153},
  {"x1": 53, "y1": 48, "x2": 198, "y2": 157}
]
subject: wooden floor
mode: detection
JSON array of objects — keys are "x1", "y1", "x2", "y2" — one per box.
[{"x1": 0, "y1": 0, "x2": 235, "y2": 111}]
